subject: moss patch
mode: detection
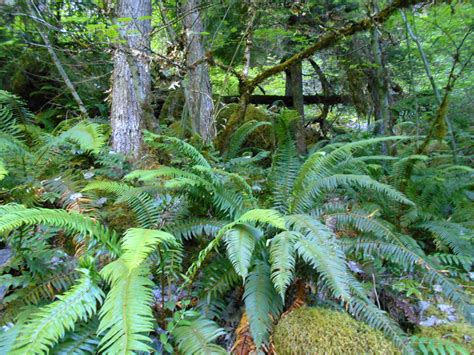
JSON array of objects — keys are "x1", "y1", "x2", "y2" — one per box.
[
  {"x1": 215, "y1": 104, "x2": 274, "y2": 152},
  {"x1": 416, "y1": 322, "x2": 474, "y2": 352},
  {"x1": 273, "y1": 307, "x2": 399, "y2": 355}
]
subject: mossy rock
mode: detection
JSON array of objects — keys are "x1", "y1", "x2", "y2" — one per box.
[
  {"x1": 416, "y1": 322, "x2": 474, "y2": 352},
  {"x1": 215, "y1": 103, "x2": 274, "y2": 152},
  {"x1": 273, "y1": 307, "x2": 399, "y2": 355}
]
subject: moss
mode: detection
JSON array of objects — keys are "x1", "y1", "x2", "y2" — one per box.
[
  {"x1": 158, "y1": 89, "x2": 185, "y2": 124},
  {"x1": 273, "y1": 307, "x2": 399, "y2": 355},
  {"x1": 416, "y1": 322, "x2": 474, "y2": 352},
  {"x1": 215, "y1": 103, "x2": 274, "y2": 152}
]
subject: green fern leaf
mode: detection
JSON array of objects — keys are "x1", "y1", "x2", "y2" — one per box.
[
  {"x1": 12, "y1": 269, "x2": 103, "y2": 354},
  {"x1": 172, "y1": 313, "x2": 226, "y2": 354},
  {"x1": 269, "y1": 231, "x2": 298, "y2": 298},
  {"x1": 243, "y1": 261, "x2": 283, "y2": 348},
  {"x1": 98, "y1": 228, "x2": 177, "y2": 354},
  {"x1": 288, "y1": 214, "x2": 351, "y2": 301},
  {"x1": 224, "y1": 224, "x2": 260, "y2": 279}
]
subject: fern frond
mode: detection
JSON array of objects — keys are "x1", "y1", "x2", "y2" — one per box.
[
  {"x1": 243, "y1": 261, "x2": 283, "y2": 348},
  {"x1": 418, "y1": 221, "x2": 473, "y2": 256},
  {"x1": 12, "y1": 269, "x2": 103, "y2": 354},
  {"x1": 51, "y1": 319, "x2": 99, "y2": 355},
  {"x1": 411, "y1": 335, "x2": 469, "y2": 355},
  {"x1": 172, "y1": 313, "x2": 226, "y2": 354},
  {"x1": 269, "y1": 231, "x2": 298, "y2": 299},
  {"x1": 224, "y1": 120, "x2": 272, "y2": 160},
  {"x1": 224, "y1": 224, "x2": 260, "y2": 279},
  {"x1": 269, "y1": 134, "x2": 300, "y2": 213},
  {"x1": 349, "y1": 295, "x2": 410, "y2": 351},
  {"x1": 58, "y1": 122, "x2": 107, "y2": 154},
  {"x1": 98, "y1": 228, "x2": 177, "y2": 354},
  {"x1": 291, "y1": 136, "x2": 412, "y2": 211},
  {"x1": 293, "y1": 174, "x2": 413, "y2": 213},
  {"x1": 0, "y1": 204, "x2": 120, "y2": 255},
  {"x1": 197, "y1": 255, "x2": 239, "y2": 301},
  {"x1": 125, "y1": 166, "x2": 201, "y2": 182},
  {"x1": 1, "y1": 270, "x2": 78, "y2": 323},
  {"x1": 82, "y1": 180, "x2": 132, "y2": 196},
  {"x1": 168, "y1": 218, "x2": 228, "y2": 240},
  {"x1": 287, "y1": 214, "x2": 351, "y2": 301},
  {"x1": 0, "y1": 90, "x2": 34, "y2": 138},
  {"x1": 345, "y1": 239, "x2": 474, "y2": 323},
  {"x1": 146, "y1": 133, "x2": 211, "y2": 168},
  {"x1": 235, "y1": 208, "x2": 286, "y2": 230}
]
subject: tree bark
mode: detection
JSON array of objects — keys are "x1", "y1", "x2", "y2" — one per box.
[
  {"x1": 182, "y1": 0, "x2": 216, "y2": 143},
  {"x1": 368, "y1": 8, "x2": 391, "y2": 155},
  {"x1": 286, "y1": 62, "x2": 306, "y2": 154},
  {"x1": 110, "y1": 0, "x2": 152, "y2": 160}
]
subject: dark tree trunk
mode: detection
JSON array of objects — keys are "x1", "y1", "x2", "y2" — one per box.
[
  {"x1": 110, "y1": 0, "x2": 152, "y2": 160},
  {"x1": 286, "y1": 62, "x2": 306, "y2": 154},
  {"x1": 182, "y1": 0, "x2": 216, "y2": 143}
]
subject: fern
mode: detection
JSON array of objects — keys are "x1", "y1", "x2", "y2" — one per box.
[
  {"x1": 57, "y1": 122, "x2": 107, "y2": 154},
  {"x1": 224, "y1": 120, "x2": 271, "y2": 160},
  {"x1": 269, "y1": 231, "x2": 298, "y2": 298},
  {"x1": 224, "y1": 224, "x2": 260, "y2": 279},
  {"x1": 98, "y1": 228, "x2": 177, "y2": 354},
  {"x1": 145, "y1": 132, "x2": 211, "y2": 168},
  {"x1": 171, "y1": 312, "x2": 226, "y2": 354},
  {"x1": 292, "y1": 174, "x2": 413, "y2": 213},
  {"x1": 288, "y1": 214, "x2": 351, "y2": 301},
  {"x1": 269, "y1": 130, "x2": 300, "y2": 213},
  {"x1": 11, "y1": 268, "x2": 103, "y2": 354},
  {"x1": 418, "y1": 221, "x2": 473, "y2": 256},
  {"x1": 345, "y1": 239, "x2": 474, "y2": 323},
  {"x1": 0, "y1": 90, "x2": 33, "y2": 138},
  {"x1": 0, "y1": 204, "x2": 120, "y2": 255},
  {"x1": 51, "y1": 319, "x2": 100, "y2": 355},
  {"x1": 411, "y1": 336, "x2": 469, "y2": 355},
  {"x1": 243, "y1": 260, "x2": 283, "y2": 348}
]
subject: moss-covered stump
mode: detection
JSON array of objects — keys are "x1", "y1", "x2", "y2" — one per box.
[
  {"x1": 215, "y1": 103, "x2": 274, "y2": 152},
  {"x1": 273, "y1": 307, "x2": 399, "y2": 355},
  {"x1": 416, "y1": 322, "x2": 474, "y2": 352}
]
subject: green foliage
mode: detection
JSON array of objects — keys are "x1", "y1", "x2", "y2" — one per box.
[
  {"x1": 171, "y1": 312, "x2": 226, "y2": 354},
  {"x1": 414, "y1": 322, "x2": 474, "y2": 354},
  {"x1": 98, "y1": 228, "x2": 178, "y2": 354},
  {"x1": 273, "y1": 307, "x2": 399, "y2": 354},
  {"x1": 9, "y1": 268, "x2": 103, "y2": 354},
  {"x1": 243, "y1": 261, "x2": 283, "y2": 348}
]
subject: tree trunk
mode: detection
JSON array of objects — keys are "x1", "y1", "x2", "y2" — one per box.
[
  {"x1": 182, "y1": 0, "x2": 216, "y2": 143},
  {"x1": 400, "y1": 10, "x2": 457, "y2": 161},
  {"x1": 110, "y1": 0, "x2": 152, "y2": 160},
  {"x1": 286, "y1": 62, "x2": 306, "y2": 154},
  {"x1": 370, "y1": 23, "x2": 390, "y2": 154}
]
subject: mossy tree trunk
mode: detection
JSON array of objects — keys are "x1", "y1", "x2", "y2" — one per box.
[
  {"x1": 110, "y1": 0, "x2": 152, "y2": 160},
  {"x1": 286, "y1": 62, "x2": 306, "y2": 154},
  {"x1": 182, "y1": 0, "x2": 216, "y2": 143}
]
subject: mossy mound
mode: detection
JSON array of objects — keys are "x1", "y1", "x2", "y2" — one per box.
[
  {"x1": 273, "y1": 307, "x2": 399, "y2": 355},
  {"x1": 416, "y1": 322, "x2": 474, "y2": 352},
  {"x1": 215, "y1": 103, "x2": 274, "y2": 152}
]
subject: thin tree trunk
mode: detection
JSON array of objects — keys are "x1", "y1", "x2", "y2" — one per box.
[
  {"x1": 110, "y1": 0, "x2": 152, "y2": 160},
  {"x1": 370, "y1": 18, "x2": 390, "y2": 155},
  {"x1": 28, "y1": 1, "x2": 88, "y2": 118},
  {"x1": 287, "y1": 63, "x2": 306, "y2": 154},
  {"x1": 400, "y1": 10, "x2": 457, "y2": 161},
  {"x1": 243, "y1": 0, "x2": 256, "y2": 79},
  {"x1": 182, "y1": 0, "x2": 216, "y2": 143}
]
